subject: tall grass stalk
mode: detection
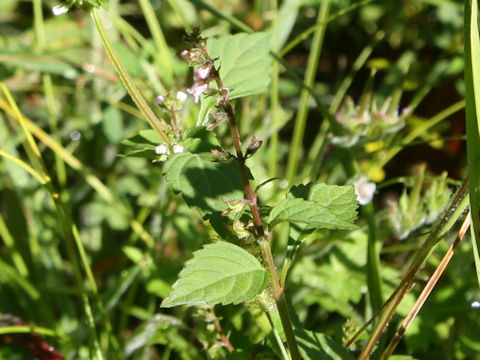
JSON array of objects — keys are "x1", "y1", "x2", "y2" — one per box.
[
  {"x1": 464, "y1": 0, "x2": 480, "y2": 287},
  {"x1": 1, "y1": 84, "x2": 105, "y2": 360},
  {"x1": 286, "y1": 0, "x2": 330, "y2": 184}
]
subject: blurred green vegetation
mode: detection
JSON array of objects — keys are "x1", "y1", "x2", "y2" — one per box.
[{"x1": 1, "y1": 0, "x2": 479, "y2": 359}]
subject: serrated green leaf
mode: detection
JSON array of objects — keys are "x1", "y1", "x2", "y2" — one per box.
[
  {"x1": 290, "y1": 183, "x2": 358, "y2": 223},
  {"x1": 163, "y1": 153, "x2": 246, "y2": 215},
  {"x1": 269, "y1": 198, "x2": 357, "y2": 229},
  {"x1": 206, "y1": 32, "x2": 272, "y2": 99},
  {"x1": 161, "y1": 241, "x2": 269, "y2": 307},
  {"x1": 269, "y1": 183, "x2": 358, "y2": 230}
]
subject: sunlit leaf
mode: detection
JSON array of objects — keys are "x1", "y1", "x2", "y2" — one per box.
[
  {"x1": 207, "y1": 32, "x2": 272, "y2": 99},
  {"x1": 161, "y1": 241, "x2": 269, "y2": 307}
]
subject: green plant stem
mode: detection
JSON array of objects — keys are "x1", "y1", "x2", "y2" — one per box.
[
  {"x1": 277, "y1": 297, "x2": 302, "y2": 360},
  {"x1": 265, "y1": 311, "x2": 290, "y2": 360},
  {"x1": 202, "y1": 45, "x2": 301, "y2": 360},
  {"x1": 286, "y1": 0, "x2": 330, "y2": 184},
  {"x1": 90, "y1": 8, "x2": 169, "y2": 143},
  {"x1": 363, "y1": 202, "x2": 383, "y2": 316}
]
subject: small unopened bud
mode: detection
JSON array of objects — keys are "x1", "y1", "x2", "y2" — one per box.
[
  {"x1": 246, "y1": 136, "x2": 263, "y2": 157},
  {"x1": 207, "y1": 112, "x2": 229, "y2": 130},
  {"x1": 180, "y1": 48, "x2": 202, "y2": 65},
  {"x1": 211, "y1": 148, "x2": 232, "y2": 162},
  {"x1": 233, "y1": 220, "x2": 251, "y2": 239},
  {"x1": 222, "y1": 199, "x2": 247, "y2": 216}
]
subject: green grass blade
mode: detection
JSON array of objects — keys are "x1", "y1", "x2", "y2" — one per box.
[
  {"x1": 285, "y1": 0, "x2": 330, "y2": 184},
  {"x1": 138, "y1": 0, "x2": 175, "y2": 85},
  {"x1": 464, "y1": 0, "x2": 480, "y2": 288}
]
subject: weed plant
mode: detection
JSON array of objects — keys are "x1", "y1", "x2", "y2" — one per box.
[{"x1": 1, "y1": 0, "x2": 480, "y2": 359}]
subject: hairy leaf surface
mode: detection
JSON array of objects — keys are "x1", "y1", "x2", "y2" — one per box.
[
  {"x1": 269, "y1": 183, "x2": 358, "y2": 229},
  {"x1": 163, "y1": 153, "x2": 245, "y2": 215},
  {"x1": 161, "y1": 241, "x2": 270, "y2": 307},
  {"x1": 207, "y1": 32, "x2": 272, "y2": 99}
]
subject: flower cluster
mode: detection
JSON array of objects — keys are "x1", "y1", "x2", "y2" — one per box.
[{"x1": 185, "y1": 60, "x2": 213, "y2": 103}]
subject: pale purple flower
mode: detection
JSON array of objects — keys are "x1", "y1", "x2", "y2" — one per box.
[
  {"x1": 195, "y1": 64, "x2": 211, "y2": 80},
  {"x1": 187, "y1": 82, "x2": 209, "y2": 103}
]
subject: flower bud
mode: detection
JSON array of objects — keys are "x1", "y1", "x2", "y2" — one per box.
[{"x1": 246, "y1": 136, "x2": 263, "y2": 157}]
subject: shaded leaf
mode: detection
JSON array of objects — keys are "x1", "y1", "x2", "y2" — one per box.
[
  {"x1": 102, "y1": 105, "x2": 123, "y2": 144},
  {"x1": 182, "y1": 126, "x2": 220, "y2": 153},
  {"x1": 295, "y1": 329, "x2": 354, "y2": 360},
  {"x1": 161, "y1": 241, "x2": 269, "y2": 307},
  {"x1": 207, "y1": 32, "x2": 272, "y2": 99},
  {"x1": 163, "y1": 153, "x2": 246, "y2": 215}
]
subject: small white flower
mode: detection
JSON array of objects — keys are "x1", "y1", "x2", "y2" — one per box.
[
  {"x1": 52, "y1": 4, "x2": 69, "y2": 15},
  {"x1": 195, "y1": 64, "x2": 211, "y2": 80},
  {"x1": 175, "y1": 91, "x2": 187, "y2": 102},
  {"x1": 187, "y1": 82, "x2": 209, "y2": 103},
  {"x1": 155, "y1": 144, "x2": 168, "y2": 155},
  {"x1": 155, "y1": 95, "x2": 166, "y2": 105},
  {"x1": 353, "y1": 176, "x2": 376, "y2": 205},
  {"x1": 471, "y1": 301, "x2": 480, "y2": 309},
  {"x1": 172, "y1": 144, "x2": 184, "y2": 154}
]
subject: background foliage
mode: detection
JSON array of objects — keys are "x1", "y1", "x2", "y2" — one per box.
[{"x1": 1, "y1": 0, "x2": 479, "y2": 359}]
